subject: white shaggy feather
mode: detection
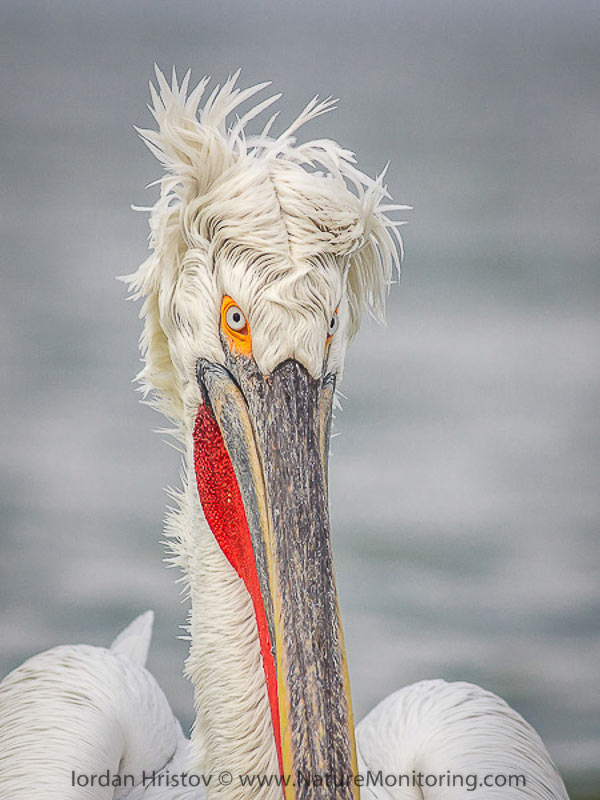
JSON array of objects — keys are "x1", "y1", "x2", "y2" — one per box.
[{"x1": 126, "y1": 67, "x2": 404, "y2": 425}]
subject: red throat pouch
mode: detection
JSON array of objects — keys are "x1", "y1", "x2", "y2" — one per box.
[{"x1": 192, "y1": 403, "x2": 283, "y2": 776}]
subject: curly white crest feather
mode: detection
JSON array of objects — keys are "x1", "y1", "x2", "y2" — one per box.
[{"x1": 126, "y1": 67, "x2": 405, "y2": 424}]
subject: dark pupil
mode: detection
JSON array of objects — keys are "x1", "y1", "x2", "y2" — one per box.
[
  {"x1": 330, "y1": 318, "x2": 335, "y2": 329},
  {"x1": 233, "y1": 312, "x2": 241, "y2": 324}
]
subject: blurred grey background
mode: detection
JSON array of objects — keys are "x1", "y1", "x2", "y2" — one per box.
[{"x1": 1, "y1": 0, "x2": 598, "y2": 795}]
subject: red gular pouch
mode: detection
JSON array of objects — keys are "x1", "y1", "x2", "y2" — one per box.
[{"x1": 192, "y1": 402, "x2": 283, "y2": 776}]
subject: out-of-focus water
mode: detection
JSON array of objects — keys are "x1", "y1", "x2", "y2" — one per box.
[{"x1": 0, "y1": 1, "x2": 598, "y2": 795}]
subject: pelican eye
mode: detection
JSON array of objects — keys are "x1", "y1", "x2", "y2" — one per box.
[
  {"x1": 226, "y1": 305, "x2": 246, "y2": 332},
  {"x1": 327, "y1": 309, "x2": 339, "y2": 343},
  {"x1": 221, "y1": 295, "x2": 252, "y2": 356}
]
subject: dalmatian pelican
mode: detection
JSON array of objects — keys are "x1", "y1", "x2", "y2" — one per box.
[{"x1": 0, "y1": 70, "x2": 569, "y2": 800}]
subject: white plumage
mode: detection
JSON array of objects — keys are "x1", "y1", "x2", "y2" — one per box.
[
  {"x1": 357, "y1": 680, "x2": 567, "y2": 799},
  {"x1": 0, "y1": 613, "x2": 194, "y2": 799},
  {"x1": 0, "y1": 70, "x2": 569, "y2": 800}
]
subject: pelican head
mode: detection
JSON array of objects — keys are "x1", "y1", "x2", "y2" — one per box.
[{"x1": 128, "y1": 68, "x2": 403, "y2": 799}]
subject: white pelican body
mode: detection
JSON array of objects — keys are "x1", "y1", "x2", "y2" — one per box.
[
  {"x1": 0, "y1": 613, "x2": 198, "y2": 800},
  {"x1": 356, "y1": 680, "x2": 567, "y2": 799},
  {"x1": 0, "y1": 70, "x2": 569, "y2": 800}
]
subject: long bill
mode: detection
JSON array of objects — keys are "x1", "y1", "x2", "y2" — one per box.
[{"x1": 194, "y1": 356, "x2": 358, "y2": 799}]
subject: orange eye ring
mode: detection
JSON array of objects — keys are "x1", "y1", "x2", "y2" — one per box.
[{"x1": 221, "y1": 296, "x2": 252, "y2": 356}]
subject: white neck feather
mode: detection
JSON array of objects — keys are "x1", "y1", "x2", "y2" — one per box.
[{"x1": 167, "y1": 442, "x2": 280, "y2": 800}]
